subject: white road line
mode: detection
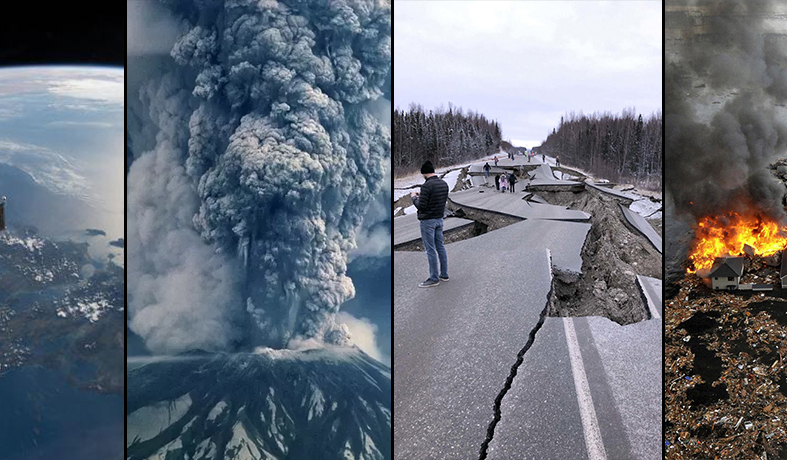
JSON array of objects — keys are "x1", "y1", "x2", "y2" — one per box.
[{"x1": 563, "y1": 317, "x2": 607, "y2": 460}]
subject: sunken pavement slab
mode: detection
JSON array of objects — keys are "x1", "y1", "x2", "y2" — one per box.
[
  {"x1": 393, "y1": 213, "x2": 475, "y2": 248},
  {"x1": 586, "y1": 181, "x2": 638, "y2": 203},
  {"x1": 469, "y1": 175, "x2": 528, "y2": 192},
  {"x1": 618, "y1": 203, "x2": 663, "y2": 253},
  {"x1": 449, "y1": 188, "x2": 591, "y2": 222}
]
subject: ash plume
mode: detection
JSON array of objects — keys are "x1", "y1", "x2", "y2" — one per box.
[
  {"x1": 127, "y1": 0, "x2": 391, "y2": 354},
  {"x1": 666, "y1": 0, "x2": 787, "y2": 222}
]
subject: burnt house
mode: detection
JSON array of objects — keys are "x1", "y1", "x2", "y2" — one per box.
[{"x1": 708, "y1": 257, "x2": 744, "y2": 290}]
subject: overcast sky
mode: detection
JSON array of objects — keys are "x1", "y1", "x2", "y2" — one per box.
[{"x1": 394, "y1": 1, "x2": 662, "y2": 148}]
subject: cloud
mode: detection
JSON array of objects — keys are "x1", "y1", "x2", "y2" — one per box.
[
  {"x1": 48, "y1": 78, "x2": 123, "y2": 105},
  {"x1": 126, "y1": 0, "x2": 180, "y2": 56},
  {"x1": 351, "y1": 160, "x2": 391, "y2": 260},
  {"x1": 351, "y1": 194, "x2": 391, "y2": 259},
  {"x1": 0, "y1": 139, "x2": 92, "y2": 199},
  {"x1": 126, "y1": 74, "x2": 244, "y2": 354},
  {"x1": 0, "y1": 67, "x2": 123, "y2": 106},
  {"x1": 47, "y1": 121, "x2": 114, "y2": 129},
  {"x1": 394, "y1": 1, "x2": 661, "y2": 143},
  {"x1": 338, "y1": 312, "x2": 388, "y2": 365}
]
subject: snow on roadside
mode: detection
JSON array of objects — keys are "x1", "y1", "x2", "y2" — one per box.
[
  {"x1": 630, "y1": 199, "x2": 662, "y2": 218},
  {"x1": 402, "y1": 205, "x2": 416, "y2": 215},
  {"x1": 393, "y1": 189, "x2": 411, "y2": 202},
  {"x1": 394, "y1": 160, "x2": 471, "y2": 204},
  {"x1": 442, "y1": 169, "x2": 461, "y2": 192},
  {"x1": 394, "y1": 158, "x2": 478, "y2": 190},
  {"x1": 394, "y1": 175, "x2": 423, "y2": 191}
]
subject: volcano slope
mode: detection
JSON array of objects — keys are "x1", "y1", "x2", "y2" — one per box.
[{"x1": 126, "y1": 347, "x2": 391, "y2": 460}]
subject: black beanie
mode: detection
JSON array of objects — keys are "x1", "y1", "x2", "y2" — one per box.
[{"x1": 421, "y1": 160, "x2": 435, "y2": 174}]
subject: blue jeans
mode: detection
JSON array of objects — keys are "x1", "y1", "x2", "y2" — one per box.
[{"x1": 420, "y1": 218, "x2": 448, "y2": 281}]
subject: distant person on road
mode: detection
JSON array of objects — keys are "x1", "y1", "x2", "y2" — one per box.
[
  {"x1": 542, "y1": 153, "x2": 545, "y2": 162},
  {"x1": 519, "y1": 164, "x2": 525, "y2": 177},
  {"x1": 494, "y1": 174, "x2": 500, "y2": 190},
  {"x1": 494, "y1": 156, "x2": 498, "y2": 167},
  {"x1": 483, "y1": 162, "x2": 491, "y2": 179},
  {"x1": 0, "y1": 196, "x2": 5, "y2": 232},
  {"x1": 500, "y1": 173, "x2": 508, "y2": 193},
  {"x1": 508, "y1": 172, "x2": 517, "y2": 193},
  {"x1": 411, "y1": 160, "x2": 449, "y2": 288},
  {"x1": 556, "y1": 156, "x2": 561, "y2": 168}
]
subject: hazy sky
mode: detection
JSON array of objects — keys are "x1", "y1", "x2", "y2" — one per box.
[{"x1": 394, "y1": 1, "x2": 662, "y2": 148}]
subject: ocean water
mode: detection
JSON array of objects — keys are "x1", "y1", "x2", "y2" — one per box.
[{"x1": 0, "y1": 365, "x2": 123, "y2": 460}]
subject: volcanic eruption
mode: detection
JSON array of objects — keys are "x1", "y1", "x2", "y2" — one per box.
[
  {"x1": 126, "y1": 0, "x2": 391, "y2": 354},
  {"x1": 126, "y1": 1, "x2": 392, "y2": 458}
]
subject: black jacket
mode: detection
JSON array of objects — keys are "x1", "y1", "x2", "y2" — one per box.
[{"x1": 414, "y1": 176, "x2": 449, "y2": 220}]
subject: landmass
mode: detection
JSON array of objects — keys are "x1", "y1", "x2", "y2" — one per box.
[{"x1": 0, "y1": 229, "x2": 124, "y2": 394}]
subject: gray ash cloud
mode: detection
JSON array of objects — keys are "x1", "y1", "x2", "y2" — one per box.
[
  {"x1": 666, "y1": 0, "x2": 787, "y2": 222},
  {"x1": 126, "y1": 0, "x2": 390, "y2": 354}
]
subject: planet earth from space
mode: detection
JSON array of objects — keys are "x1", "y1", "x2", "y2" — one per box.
[{"x1": 0, "y1": 66, "x2": 124, "y2": 459}]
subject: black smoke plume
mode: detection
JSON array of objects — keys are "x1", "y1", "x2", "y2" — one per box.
[{"x1": 666, "y1": 0, "x2": 787, "y2": 222}]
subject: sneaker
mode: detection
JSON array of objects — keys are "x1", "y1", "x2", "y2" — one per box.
[
  {"x1": 419, "y1": 279, "x2": 440, "y2": 288},
  {"x1": 439, "y1": 276, "x2": 449, "y2": 282}
]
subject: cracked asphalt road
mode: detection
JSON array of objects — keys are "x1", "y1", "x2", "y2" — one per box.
[{"x1": 393, "y1": 219, "x2": 662, "y2": 459}]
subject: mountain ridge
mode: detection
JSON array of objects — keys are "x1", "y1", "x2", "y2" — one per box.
[{"x1": 127, "y1": 347, "x2": 391, "y2": 460}]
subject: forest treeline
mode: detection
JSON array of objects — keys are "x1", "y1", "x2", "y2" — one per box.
[
  {"x1": 539, "y1": 109, "x2": 662, "y2": 188},
  {"x1": 393, "y1": 104, "x2": 501, "y2": 176},
  {"x1": 393, "y1": 105, "x2": 662, "y2": 189}
]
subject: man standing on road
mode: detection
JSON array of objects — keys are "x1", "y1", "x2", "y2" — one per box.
[
  {"x1": 411, "y1": 160, "x2": 449, "y2": 288},
  {"x1": 483, "y1": 162, "x2": 491, "y2": 179},
  {"x1": 508, "y1": 172, "x2": 517, "y2": 193}
]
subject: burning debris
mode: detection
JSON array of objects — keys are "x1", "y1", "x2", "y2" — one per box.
[
  {"x1": 688, "y1": 211, "x2": 787, "y2": 275},
  {"x1": 666, "y1": 1, "x2": 787, "y2": 457}
]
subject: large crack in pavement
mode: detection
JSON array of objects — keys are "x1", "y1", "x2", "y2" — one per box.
[
  {"x1": 478, "y1": 250, "x2": 553, "y2": 460},
  {"x1": 541, "y1": 189, "x2": 659, "y2": 325},
  {"x1": 478, "y1": 188, "x2": 661, "y2": 458}
]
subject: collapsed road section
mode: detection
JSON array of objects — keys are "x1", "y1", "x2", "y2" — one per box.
[
  {"x1": 393, "y1": 156, "x2": 662, "y2": 459},
  {"x1": 537, "y1": 188, "x2": 661, "y2": 325}
]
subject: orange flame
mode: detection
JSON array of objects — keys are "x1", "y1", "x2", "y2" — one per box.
[{"x1": 687, "y1": 211, "x2": 787, "y2": 274}]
